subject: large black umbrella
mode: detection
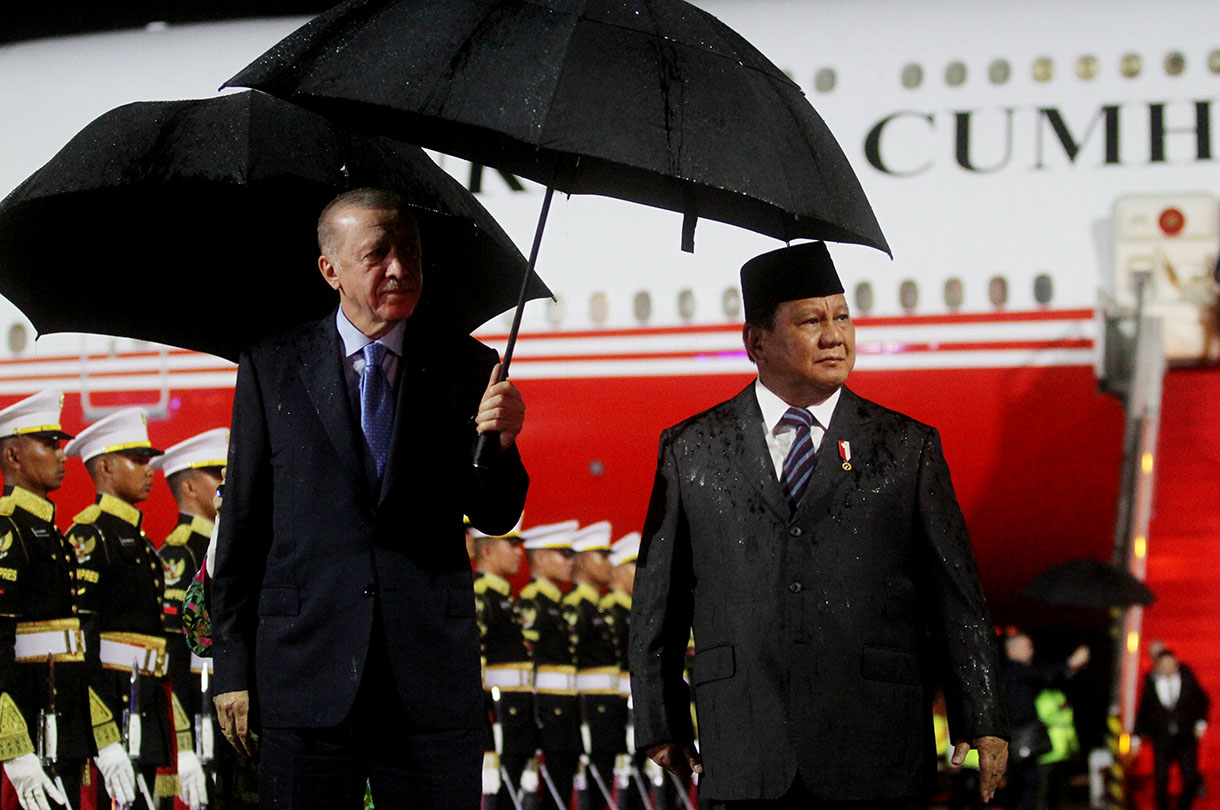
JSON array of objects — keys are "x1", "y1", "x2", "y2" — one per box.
[
  {"x1": 1021, "y1": 558, "x2": 1156, "y2": 610},
  {"x1": 225, "y1": 0, "x2": 888, "y2": 256},
  {"x1": 0, "y1": 90, "x2": 548, "y2": 362}
]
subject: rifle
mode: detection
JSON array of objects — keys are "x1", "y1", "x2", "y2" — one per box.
[
  {"x1": 36, "y1": 654, "x2": 70, "y2": 804},
  {"x1": 122, "y1": 659, "x2": 158, "y2": 810}
]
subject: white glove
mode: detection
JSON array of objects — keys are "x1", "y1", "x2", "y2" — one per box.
[
  {"x1": 94, "y1": 742, "x2": 136, "y2": 806},
  {"x1": 177, "y1": 750, "x2": 208, "y2": 809},
  {"x1": 481, "y1": 751, "x2": 501, "y2": 795},
  {"x1": 3, "y1": 754, "x2": 66, "y2": 810}
]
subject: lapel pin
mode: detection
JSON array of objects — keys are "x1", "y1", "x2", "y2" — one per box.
[{"x1": 838, "y1": 440, "x2": 852, "y2": 471}]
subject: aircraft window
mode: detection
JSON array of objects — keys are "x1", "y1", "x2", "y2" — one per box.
[
  {"x1": 988, "y1": 276, "x2": 1009, "y2": 308},
  {"x1": 590, "y1": 292, "x2": 610, "y2": 326},
  {"x1": 854, "y1": 282, "x2": 874, "y2": 314},
  {"x1": 945, "y1": 61, "x2": 967, "y2": 86},
  {"x1": 1034, "y1": 274, "x2": 1054, "y2": 306},
  {"x1": 6, "y1": 323, "x2": 27, "y2": 355},
  {"x1": 1121, "y1": 53, "x2": 1142, "y2": 78},
  {"x1": 901, "y1": 63, "x2": 923, "y2": 89},
  {"x1": 899, "y1": 280, "x2": 919, "y2": 312},
  {"x1": 545, "y1": 296, "x2": 566, "y2": 328},
  {"x1": 1032, "y1": 57, "x2": 1054, "y2": 83},
  {"x1": 989, "y1": 59, "x2": 1011, "y2": 85},
  {"x1": 633, "y1": 291, "x2": 652, "y2": 324},
  {"x1": 1076, "y1": 55, "x2": 1100, "y2": 80},
  {"x1": 814, "y1": 68, "x2": 836, "y2": 93},
  {"x1": 677, "y1": 288, "x2": 697, "y2": 321},
  {"x1": 944, "y1": 278, "x2": 964, "y2": 310},
  {"x1": 722, "y1": 287, "x2": 742, "y2": 320},
  {"x1": 1209, "y1": 49, "x2": 1220, "y2": 74},
  {"x1": 1165, "y1": 51, "x2": 1186, "y2": 76}
]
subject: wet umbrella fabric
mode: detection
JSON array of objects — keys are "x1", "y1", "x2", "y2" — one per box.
[
  {"x1": 1021, "y1": 558, "x2": 1156, "y2": 610},
  {"x1": 0, "y1": 90, "x2": 546, "y2": 362},
  {"x1": 224, "y1": 0, "x2": 889, "y2": 256}
]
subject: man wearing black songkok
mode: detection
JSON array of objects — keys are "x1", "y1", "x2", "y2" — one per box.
[{"x1": 629, "y1": 242, "x2": 1009, "y2": 809}]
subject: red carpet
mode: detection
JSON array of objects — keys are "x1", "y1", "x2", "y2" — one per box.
[{"x1": 1130, "y1": 366, "x2": 1220, "y2": 808}]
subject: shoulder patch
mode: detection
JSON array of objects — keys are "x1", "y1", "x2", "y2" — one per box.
[
  {"x1": 0, "y1": 497, "x2": 15, "y2": 518},
  {"x1": 163, "y1": 524, "x2": 192, "y2": 548},
  {"x1": 473, "y1": 577, "x2": 490, "y2": 595},
  {"x1": 72, "y1": 505, "x2": 101, "y2": 525}
]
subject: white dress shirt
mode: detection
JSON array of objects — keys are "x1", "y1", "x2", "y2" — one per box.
[
  {"x1": 335, "y1": 307, "x2": 405, "y2": 392},
  {"x1": 754, "y1": 379, "x2": 842, "y2": 481}
]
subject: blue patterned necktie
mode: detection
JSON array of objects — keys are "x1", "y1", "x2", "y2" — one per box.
[
  {"x1": 779, "y1": 407, "x2": 817, "y2": 509},
  {"x1": 360, "y1": 342, "x2": 394, "y2": 480}
]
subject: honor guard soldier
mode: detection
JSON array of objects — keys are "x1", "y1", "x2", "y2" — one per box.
[
  {"x1": 152, "y1": 428, "x2": 225, "y2": 809},
  {"x1": 0, "y1": 391, "x2": 91, "y2": 810},
  {"x1": 604, "y1": 533, "x2": 646, "y2": 810},
  {"x1": 519, "y1": 521, "x2": 580, "y2": 810},
  {"x1": 567, "y1": 522, "x2": 621, "y2": 810},
  {"x1": 65, "y1": 409, "x2": 204, "y2": 810},
  {"x1": 471, "y1": 521, "x2": 533, "y2": 810}
]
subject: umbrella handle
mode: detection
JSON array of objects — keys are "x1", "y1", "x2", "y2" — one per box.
[{"x1": 473, "y1": 181, "x2": 556, "y2": 468}]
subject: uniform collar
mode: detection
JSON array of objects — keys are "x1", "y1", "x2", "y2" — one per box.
[
  {"x1": 96, "y1": 493, "x2": 142, "y2": 528},
  {"x1": 602, "y1": 589, "x2": 632, "y2": 610},
  {"x1": 531, "y1": 577, "x2": 563, "y2": 602},
  {"x1": 4, "y1": 486, "x2": 55, "y2": 523},
  {"x1": 571, "y1": 581, "x2": 600, "y2": 604},
  {"x1": 478, "y1": 571, "x2": 511, "y2": 595},
  {"x1": 179, "y1": 512, "x2": 215, "y2": 538}
]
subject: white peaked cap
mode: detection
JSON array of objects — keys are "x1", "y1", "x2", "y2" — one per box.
[
  {"x1": 521, "y1": 519, "x2": 579, "y2": 550},
  {"x1": 610, "y1": 532, "x2": 641, "y2": 567},
  {"x1": 151, "y1": 428, "x2": 229, "y2": 477},
  {"x1": 0, "y1": 390, "x2": 73, "y2": 440},
  {"x1": 467, "y1": 515, "x2": 524, "y2": 540},
  {"x1": 65, "y1": 407, "x2": 162, "y2": 462},
  {"x1": 571, "y1": 521, "x2": 613, "y2": 553}
]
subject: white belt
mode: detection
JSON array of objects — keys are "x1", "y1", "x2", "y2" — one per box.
[
  {"x1": 618, "y1": 674, "x2": 632, "y2": 697},
  {"x1": 98, "y1": 632, "x2": 167, "y2": 678},
  {"x1": 190, "y1": 653, "x2": 213, "y2": 675},
  {"x1": 483, "y1": 665, "x2": 532, "y2": 690},
  {"x1": 575, "y1": 672, "x2": 620, "y2": 693},
  {"x1": 14, "y1": 618, "x2": 85, "y2": 663},
  {"x1": 534, "y1": 670, "x2": 577, "y2": 693}
]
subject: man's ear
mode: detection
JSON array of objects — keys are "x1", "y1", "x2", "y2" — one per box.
[
  {"x1": 742, "y1": 323, "x2": 765, "y2": 364},
  {"x1": 318, "y1": 255, "x2": 342, "y2": 292},
  {"x1": 0, "y1": 440, "x2": 20, "y2": 470}
]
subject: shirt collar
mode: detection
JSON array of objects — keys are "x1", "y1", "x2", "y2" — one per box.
[
  {"x1": 754, "y1": 379, "x2": 842, "y2": 434},
  {"x1": 335, "y1": 307, "x2": 406, "y2": 359}
]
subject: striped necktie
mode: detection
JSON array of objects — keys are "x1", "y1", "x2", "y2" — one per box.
[
  {"x1": 780, "y1": 407, "x2": 817, "y2": 509},
  {"x1": 360, "y1": 342, "x2": 394, "y2": 481}
]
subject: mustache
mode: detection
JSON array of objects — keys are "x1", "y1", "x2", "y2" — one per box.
[{"x1": 379, "y1": 278, "x2": 418, "y2": 294}]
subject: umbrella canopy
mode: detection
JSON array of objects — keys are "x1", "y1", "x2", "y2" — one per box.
[
  {"x1": 224, "y1": 0, "x2": 889, "y2": 255},
  {"x1": 1021, "y1": 558, "x2": 1156, "y2": 610},
  {"x1": 0, "y1": 90, "x2": 547, "y2": 361}
]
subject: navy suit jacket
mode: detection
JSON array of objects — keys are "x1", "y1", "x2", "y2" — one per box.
[
  {"x1": 212, "y1": 311, "x2": 528, "y2": 729},
  {"x1": 629, "y1": 384, "x2": 1007, "y2": 801}
]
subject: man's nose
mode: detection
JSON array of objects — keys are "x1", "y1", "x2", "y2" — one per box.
[{"x1": 820, "y1": 320, "x2": 844, "y2": 346}]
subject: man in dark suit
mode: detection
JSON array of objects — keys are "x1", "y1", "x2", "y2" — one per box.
[
  {"x1": 1135, "y1": 649, "x2": 1210, "y2": 810},
  {"x1": 629, "y1": 242, "x2": 1009, "y2": 810},
  {"x1": 211, "y1": 188, "x2": 529, "y2": 810}
]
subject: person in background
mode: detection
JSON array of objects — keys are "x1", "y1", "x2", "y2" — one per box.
[
  {"x1": 603, "y1": 533, "x2": 643, "y2": 810},
  {"x1": 0, "y1": 391, "x2": 90, "y2": 810},
  {"x1": 1135, "y1": 649, "x2": 1210, "y2": 810},
  {"x1": 1033, "y1": 687, "x2": 1079, "y2": 810}
]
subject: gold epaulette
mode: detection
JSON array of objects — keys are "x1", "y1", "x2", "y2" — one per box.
[
  {"x1": 474, "y1": 573, "x2": 511, "y2": 597},
  {"x1": 0, "y1": 497, "x2": 15, "y2": 518},
  {"x1": 162, "y1": 523, "x2": 193, "y2": 548},
  {"x1": 189, "y1": 514, "x2": 214, "y2": 537},
  {"x1": 72, "y1": 504, "x2": 102, "y2": 526}
]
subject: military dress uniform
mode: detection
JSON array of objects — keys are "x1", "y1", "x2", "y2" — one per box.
[
  {"x1": 604, "y1": 533, "x2": 645, "y2": 810},
  {"x1": 0, "y1": 485, "x2": 95, "y2": 809},
  {"x1": 474, "y1": 569, "x2": 534, "y2": 807},
  {"x1": 519, "y1": 521, "x2": 582, "y2": 810},
  {"x1": 158, "y1": 514, "x2": 211, "y2": 754}
]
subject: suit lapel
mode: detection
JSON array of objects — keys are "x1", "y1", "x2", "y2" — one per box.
[
  {"x1": 297, "y1": 314, "x2": 367, "y2": 489},
  {"x1": 793, "y1": 386, "x2": 870, "y2": 520},
  {"x1": 725, "y1": 385, "x2": 790, "y2": 521}
]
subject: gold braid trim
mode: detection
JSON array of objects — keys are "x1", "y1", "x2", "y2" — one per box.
[
  {"x1": 154, "y1": 772, "x2": 179, "y2": 799},
  {"x1": 172, "y1": 692, "x2": 193, "y2": 753},
  {"x1": 0, "y1": 692, "x2": 34, "y2": 760},
  {"x1": 88, "y1": 687, "x2": 121, "y2": 750}
]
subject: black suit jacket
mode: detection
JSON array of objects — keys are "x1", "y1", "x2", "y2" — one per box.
[
  {"x1": 1135, "y1": 667, "x2": 1210, "y2": 745},
  {"x1": 212, "y1": 311, "x2": 528, "y2": 729},
  {"x1": 629, "y1": 384, "x2": 1007, "y2": 801}
]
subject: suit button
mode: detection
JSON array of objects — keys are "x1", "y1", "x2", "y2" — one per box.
[
  {"x1": 789, "y1": 527, "x2": 802, "y2": 537},
  {"x1": 363, "y1": 584, "x2": 378, "y2": 598},
  {"x1": 789, "y1": 582, "x2": 803, "y2": 593}
]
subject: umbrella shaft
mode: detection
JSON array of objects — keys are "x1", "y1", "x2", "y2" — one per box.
[{"x1": 499, "y1": 182, "x2": 555, "y2": 380}]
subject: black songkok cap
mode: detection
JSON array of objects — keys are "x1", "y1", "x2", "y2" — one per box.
[{"x1": 740, "y1": 242, "x2": 844, "y2": 324}]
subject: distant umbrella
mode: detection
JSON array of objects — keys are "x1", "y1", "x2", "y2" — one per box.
[
  {"x1": 0, "y1": 90, "x2": 547, "y2": 361},
  {"x1": 1021, "y1": 558, "x2": 1155, "y2": 610}
]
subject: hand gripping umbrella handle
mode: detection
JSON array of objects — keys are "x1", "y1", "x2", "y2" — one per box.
[{"x1": 474, "y1": 181, "x2": 556, "y2": 468}]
